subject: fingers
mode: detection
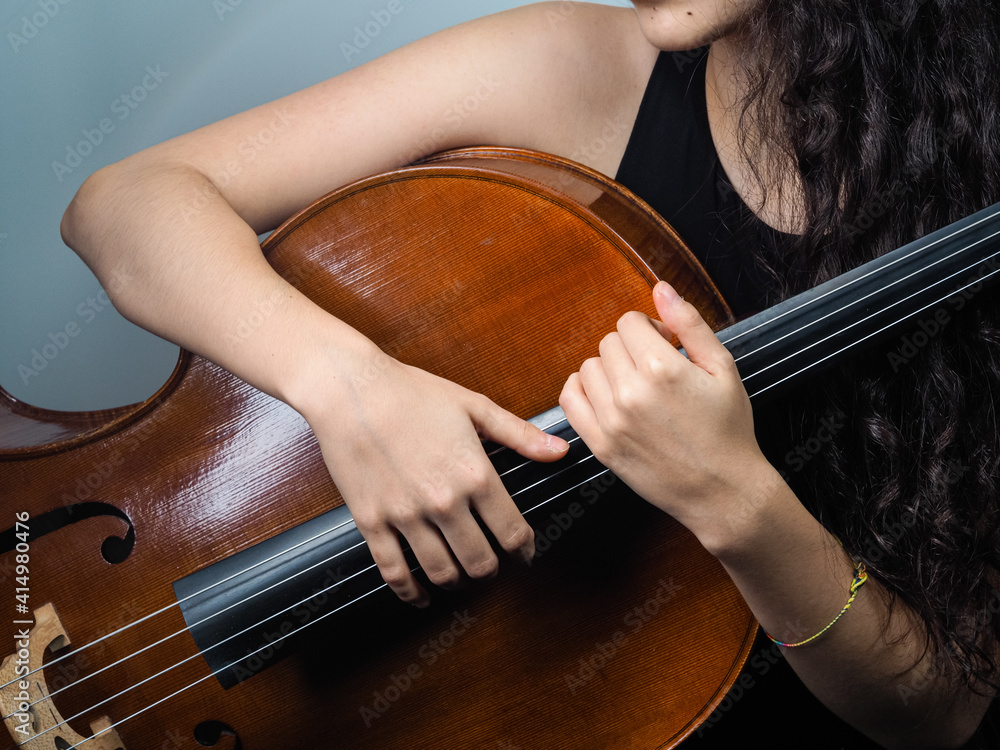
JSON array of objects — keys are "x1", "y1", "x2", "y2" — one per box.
[
  {"x1": 421, "y1": 469, "x2": 504, "y2": 577},
  {"x1": 468, "y1": 470, "x2": 536, "y2": 566},
  {"x1": 559, "y1": 370, "x2": 601, "y2": 446},
  {"x1": 357, "y1": 398, "x2": 551, "y2": 605},
  {"x1": 560, "y1": 282, "x2": 737, "y2": 459},
  {"x1": 597, "y1": 328, "x2": 636, "y2": 385},
  {"x1": 469, "y1": 394, "x2": 570, "y2": 463},
  {"x1": 651, "y1": 281, "x2": 734, "y2": 373},
  {"x1": 360, "y1": 493, "x2": 497, "y2": 608},
  {"x1": 466, "y1": 395, "x2": 569, "y2": 564},
  {"x1": 362, "y1": 524, "x2": 431, "y2": 607},
  {"x1": 322, "y1": 359, "x2": 571, "y2": 608}
]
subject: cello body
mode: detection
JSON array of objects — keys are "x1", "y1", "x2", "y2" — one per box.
[{"x1": 0, "y1": 148, "x2": 754, "y2": 750}]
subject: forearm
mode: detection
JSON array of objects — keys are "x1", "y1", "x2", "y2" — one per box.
[
  {"x1": 558, "y1": 283, "x2": 994, "y2": 746},
  {"x1": 61, "y1": 157, "x2": 568, "y2": 607},
  {"x1": 60, "y1": 160, "x2": 377, "y2": 414},
  {"x1": 708, "y1": 464, "x2": 991, "y2": 749}
]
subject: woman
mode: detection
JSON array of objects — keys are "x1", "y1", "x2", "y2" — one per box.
[{"x1": 60, "y1": 1, "x2": 1000, "y2": 746}]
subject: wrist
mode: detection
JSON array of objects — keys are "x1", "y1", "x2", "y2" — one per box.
[
  {"x1": 276, "y1": 315, "x2": 389, "y2": 425},
  {"x1": 695, "y1": 459, "x2": 802, "y2": 561}
]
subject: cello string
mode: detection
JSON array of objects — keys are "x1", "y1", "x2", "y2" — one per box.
[
  {"x1": 22, "y1": 231, "x2": 1000, "y2": 709},
  {"x1": 478, "y1": 248, "x2": 1000, "y2": 477},
  {"x1": 717, "y1": 204, "x2": 1000, "y2": 349},
  {"x1": 0, "y1": 514, "x2": 373, "y2": 690},
  {"x1": 738, "y1": 247, "x2": 1000, "y2": 386},
  {"x1": 747, "y1": 264, "x2": 1000, "y2": 400},
  {"x1": 482, "y1": 219, "x2": 1000, "y2": 458},
  {"x1": 27, "y1": 557, "x2": 383, "y2": 742},
  {"x1": 43, "y1": 462, "x2": 620, "y2": 744},
  {"x1": 18, "y1": 234, "x2": 1000, "y2": 721},
  {"x1": 5, "y1": 537, "x2": 369, "y2": 718},
  {"x1": 0, "y1": 426, "x2": 581, "y2": 696},
  {"x1": 0, "y1": 515, "x2": 358, "y2": 692},
  {"x1": 46, "y1": 466, "x2": 614, "y2": 749},
  {"x1": 728, "y1": 237, "x2": 1000, "y2": 370},
  {"x1": 17, "y1": 211, "x2": 1000, "y2": 738},
  {"x1": 519, "y1": 466, "x2": 613, "y2": 516},
  {"x1": 59, "y1": 575, "x2": 399, "y2": 750},
  {"x1": 115, "y1": 213, "x2": 1000, "y2": 648},
  {"x1": 4, "y1": 441, "x2": 595, "y2": 721}
]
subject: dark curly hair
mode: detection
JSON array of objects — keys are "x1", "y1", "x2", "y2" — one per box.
[{"x1": 736, "y1": 0, "x2": 1000, "y2": 690}]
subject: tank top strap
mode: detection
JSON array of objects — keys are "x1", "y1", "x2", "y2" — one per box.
[{"x1": 615, "y1": 47, "x2": 774, "y2": 316}]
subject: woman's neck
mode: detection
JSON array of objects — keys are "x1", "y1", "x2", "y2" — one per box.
[{"x1": 705, "y1": 34, "x2": 805, "y2": 236}]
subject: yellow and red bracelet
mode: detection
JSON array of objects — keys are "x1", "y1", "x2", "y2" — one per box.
[{"x1": 764, "y1": 561, "x2": 868, "y2": 648}]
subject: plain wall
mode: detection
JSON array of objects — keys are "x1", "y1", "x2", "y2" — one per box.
[{"x1": 0, "y1": 0, "x2": 626, "y2": 411}]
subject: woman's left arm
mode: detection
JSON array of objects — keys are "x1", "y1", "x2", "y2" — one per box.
[{"x1": 559, "y1": 280, "x2": 993, "y2": 749}]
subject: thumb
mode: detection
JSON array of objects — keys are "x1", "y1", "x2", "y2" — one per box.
[
  {"x1": 652, "y1": 281, "x2": 729, "y2": 372},
  {"x1": 469, "y1": 395, "x2": 569, "y2": 463}
]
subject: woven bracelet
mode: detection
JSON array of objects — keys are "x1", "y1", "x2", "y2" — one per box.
[{"x1": 764, "y1": 561, "x2": 868, "y2": 648}]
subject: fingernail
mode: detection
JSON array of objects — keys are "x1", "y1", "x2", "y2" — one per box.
[
  {"x1": 546, "y1": 434, "x2": 566, "y2": 453},
  {"x1": 656, "y1": 281, "x2": 680, "y2": 304}
]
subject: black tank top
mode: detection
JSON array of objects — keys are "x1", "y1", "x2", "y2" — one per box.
[
  {"x1": 615, "y1": 48, "x2": 776, "y2": 317},
  {"x1": 616, "y1": 48, "x2": 1000, "y2": 749}
]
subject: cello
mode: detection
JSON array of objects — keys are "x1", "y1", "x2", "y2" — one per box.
[{"x1": 2, "y1": 147, "x2": 999, "y2": 749}]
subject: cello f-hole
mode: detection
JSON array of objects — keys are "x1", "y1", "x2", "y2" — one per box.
[
  {"x1": 0, "y1": 502, "x2": 135, "y2": 565},
  {"x1": 193, "y1": 720, "x2": 242, "y2": 749}
]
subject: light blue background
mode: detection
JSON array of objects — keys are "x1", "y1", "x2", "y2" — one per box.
[{"x1": 0, "y1": 0, "x2": 626, "y2": 411}]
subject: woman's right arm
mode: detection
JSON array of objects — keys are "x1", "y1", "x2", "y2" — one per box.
[{"x1": 59, "y1": 3, "x2": 653, "y2": 605}]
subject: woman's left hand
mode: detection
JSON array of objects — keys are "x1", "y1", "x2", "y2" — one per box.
[{"x1": 559, "y1": 281, "x2": 776, "y2": 543}]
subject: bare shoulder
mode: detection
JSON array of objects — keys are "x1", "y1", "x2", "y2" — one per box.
[
  {"x1": 99, "y1": 2, "x2": 657, "y2": 233},
  {"x1": 484, "y1": 2, "x2": 660, "y2": 174}
]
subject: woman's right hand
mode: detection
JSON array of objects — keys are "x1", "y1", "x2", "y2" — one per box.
[
  {"x1": 299, "y1": 347, "x2": 569, "y2": 607},
  {"x1": 60, "y1": 2, "x2": 637, "y2": 607}
]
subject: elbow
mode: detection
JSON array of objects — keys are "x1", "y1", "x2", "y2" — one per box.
[
  {"x1": 59, "y1": 175, "x2": 84, "y2": 251},
  {"x1": 60, "y1": 163, "x2": 143, "y2": 311},
  {"x1": 60, "y1": 164, "x2": 117, "y2": 263}
]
